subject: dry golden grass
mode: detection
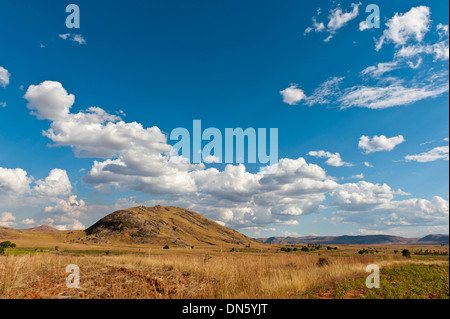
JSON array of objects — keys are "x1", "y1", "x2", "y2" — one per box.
[{"x1": 2, "y1": 249, "x2": 440, "y2": 299}]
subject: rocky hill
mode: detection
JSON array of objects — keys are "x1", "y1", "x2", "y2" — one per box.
[{"x1": 84, "y1": 205, "x2": 259, "y2": 247}]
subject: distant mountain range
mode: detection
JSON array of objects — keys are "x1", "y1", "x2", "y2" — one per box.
[
  {"x1": 1, "y1": 206, "x2": 448, "y2": 247},
  {"x1": 256, "y1": 234, "x2": 449, "y2": 245}
]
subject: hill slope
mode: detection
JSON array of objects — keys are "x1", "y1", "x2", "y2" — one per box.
[{"x1": 85, "y1": 206, "x2": 259, "y2": 247}]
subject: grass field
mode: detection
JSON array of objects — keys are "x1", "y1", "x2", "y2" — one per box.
[{"x1": 0, "y1": 240, "x2": 448, "y2": 299}]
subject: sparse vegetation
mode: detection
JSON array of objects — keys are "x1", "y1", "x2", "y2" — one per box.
[
  {"x1": 414, "y1": 249, "x2": 449, "y2": 256},
  {"x1": 0, "y1": 206, "x2": 448, "y2": 300}
]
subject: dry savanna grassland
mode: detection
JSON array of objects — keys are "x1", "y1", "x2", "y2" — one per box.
[{"x1": 0, "y1": 206, "x2": 448, "y2": 299}]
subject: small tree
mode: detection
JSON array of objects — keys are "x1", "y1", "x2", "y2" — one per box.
[
  {"x1": 163, "y1": 245, "x2": 170, "y2": 249},
  {"x1": 0, "y1": 241, "x2": 16, "y2": 255},
  {"x1": 402, "y1": 249, "x2": 411, "y2": 258},
  {"x1": 0, "y1": 241, "x2": 15, "y2": 248}
]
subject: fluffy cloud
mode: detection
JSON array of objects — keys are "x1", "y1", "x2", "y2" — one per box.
[
  {"x1": 376, "y1": 6, "x2": 431, "y2": 51},
  {"x1": 0, "y1": 167, "x2": 32, "y2": 198},
  {"x1": 359, "y1": 135, "x2": 406, "y2": 154},
  {"x1": 308, "y1": 150, "x2": 353, "y2": 167},
  {"x1": 335, "y1": 195, "x2": 449, "y2": 230},
  {"x1": 24, "y1": 81, "x2": 75, "y2": 121},
  {"x1": 17, "y1": 80, "x2": 449, "y2": 233},
  {"x1": 22, "y1": 81, "x2": 341, "y2": 228},
  {"x1": 21, "y1": 218, "x2": 36, "y2": 226},
  {"x1": 184, "y1": 158, "x2": 339, "y2": 228},
  {"x1": 33, "y1": 169, "x2": 73, "y2": 198},
  {"x1": 326, "y1": 179, "x2": 448, "y2": 230},
  {"x1": 405, "y1": 146, "x2": 449, "y2": 162},
  {"x1": 0, "y1": 164, "x2": 93, "y2": 229},
  {"x1": 0, "y1": 66, "x2": 10, "y2": 88},
  {"x1": 0, "y1": 166, "x2": 74, "y2": 202},
  {"x1": 0, "y1": 212, "x2": 16, "y2": 227},
  {"x1": 23, "y1": 81, "x2": 205, "y2": 197},
  {"x1": 329, "y1": 181, "x2": 407, "y2": 211},
  {"x1": 280, "y1": 84, "x2": 307, "y2": 105},
  {"x1": 42, "y1": 195, "x2": 87, "y2": 230}
]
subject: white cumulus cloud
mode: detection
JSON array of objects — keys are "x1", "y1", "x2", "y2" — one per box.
[
  {"x1": 280, "y1": 84, "x2": 307, "y2": 105},
  {"x1": 359, "y1": 135, "x2": 406, "y2": 154},
  {"x1": 0, "y1": 212, "x2": 16, "y2": 227},
  {"x1": 0, "y1": 66, "x2": 10, "y2": 88},
  {"x1": 376, "y1": 6, "x2": 431, "y2": 51}
]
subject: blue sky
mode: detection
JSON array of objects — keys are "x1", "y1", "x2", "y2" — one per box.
[{"x1": 0, "y1": 0, "x2": 448, "y2": 237}]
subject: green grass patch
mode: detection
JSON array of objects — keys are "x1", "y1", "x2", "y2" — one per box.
[
  {"x1": 332, "y1": 263, "x2": 449, "y2": 299},
  {"x1": 5, "y1": 248, "x2": 49, "y2": 255},
  {"x1": 61, "y1": 249, "x2": 126, "y2": 255}
]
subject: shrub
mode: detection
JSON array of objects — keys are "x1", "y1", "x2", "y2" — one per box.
[
  {"x1": 402, "y1": 249, "x2": 411, "y2": 258},
  {"x1": 317, "y1": 257, "x2": 330, "y2": 267},
  {"x1": 301, "y1": 247, "x2": 309, "y2": 252},
  {"x1": 0, "y1": 247, "x2": 5, "y2": 255},
  {"x1": 163, "y1": 245, "x2": 170, "y2": 250}
]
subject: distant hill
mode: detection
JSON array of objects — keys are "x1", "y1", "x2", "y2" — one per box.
[
  {"x1": 84, "y1": 206, "x2": 259, "y2": 247},
  {"x1": 257, "y1": 234, "x2": 449, "y2": 245},
  {"x1": 418, "y1": 234, "x2": 449, "y2": 245},
  {"x1": 0, "y1": 224, "x2": 59, "y2": 237},
  {"x1": 21, "y1": 225, "x2": 59, "y2": 232}
]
